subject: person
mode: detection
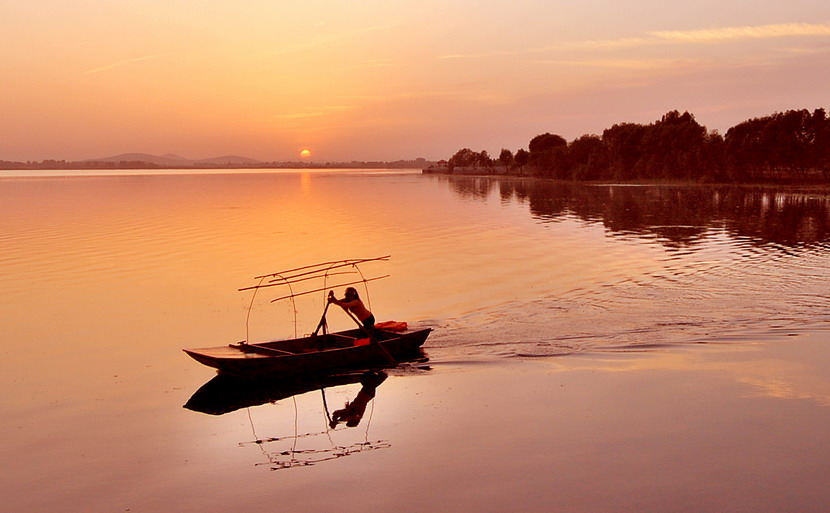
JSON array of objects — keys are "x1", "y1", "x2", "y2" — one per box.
[{"x1": 328, "y1": 287, "x2": 375, "y2": 336}]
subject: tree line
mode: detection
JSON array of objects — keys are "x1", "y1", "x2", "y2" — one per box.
[{"x1": 442, "y1": 109, "x2": 830, "y2": 183}]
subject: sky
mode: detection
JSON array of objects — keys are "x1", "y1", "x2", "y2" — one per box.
[{"x1": 1, "y1": 0, "x2": 829, "y2": 162}]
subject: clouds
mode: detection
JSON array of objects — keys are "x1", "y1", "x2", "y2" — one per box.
[
  {"x1": 435, "y1": 22, "x2": 830, "y2": 77},
  {"x1": 535, "y1": 22, "x2": 830, "y2": 53},
  {"x1": 651, "y1": 22, "x2": 830, "y2": 43}
]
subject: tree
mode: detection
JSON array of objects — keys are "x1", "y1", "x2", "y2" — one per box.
[
  {"x1": 528, "y1": 133, "x2": 567, "y2": 153},
  {"x1": 724, "y1": 109, "x2": 829, "y2": 180},
  {"x1": 602, "y1": 122, "x2": 647, "y2": 179},
  {"x1": 568, "y1": 135, "x2": 607, "y2": 180},
  {"x1": 642, "y1": 110, "x2": 708, "y2": 178},
  {"x1": 498, "y1": 148, "x2": 514, "y2": 170},
  {"x1": 514, "y1": 149, "x2": 530, "y2": 173},
  {"x1": 476, "y1": 150, "x2": 492, "y2": 169},
  {"x1": 527, "y1": 133, "x2": 568, "y2": 177},
  {"x1": 447, "y1": 148, "x2": 477, "y2": 170}
]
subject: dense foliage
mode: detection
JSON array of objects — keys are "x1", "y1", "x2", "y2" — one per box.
[{"x1": 445, "y1": 109, "x2": 830, "y2": 182}]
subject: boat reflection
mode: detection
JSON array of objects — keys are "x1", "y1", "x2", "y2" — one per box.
[
  {"x1": 185, "y1": 368, "x2": 396, "y2": 416},
  {"x1": 185, "y1": 367, "x2": 426, "y2": 470}
]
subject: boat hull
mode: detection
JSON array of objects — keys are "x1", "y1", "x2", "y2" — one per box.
[{"x1": 183, "y1": 328, "x2": 431, "y2": 379}]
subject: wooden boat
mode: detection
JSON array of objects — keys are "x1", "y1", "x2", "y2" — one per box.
[
  {"x1": 184, "y1": 257, "x2": 431, "y2": 379},
  {"x1": 184, "y1": 326, "x2": 431, "y2": 379}
]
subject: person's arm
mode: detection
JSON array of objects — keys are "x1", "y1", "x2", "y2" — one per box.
[
  {"x1": 337, "y1": 299, "x2": 360, "y2": 309},
  {"x1": 328, "y1": 291, "x2": 356, "y2": 309}
]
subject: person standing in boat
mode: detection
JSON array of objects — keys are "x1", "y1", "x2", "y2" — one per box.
[{"x1": 328, "y1": 287, "x2": 376, "y2": 336}]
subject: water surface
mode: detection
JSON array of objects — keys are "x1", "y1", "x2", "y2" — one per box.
[{"x1": 2, "y1": 170, "x2": 830, "y2": 512}]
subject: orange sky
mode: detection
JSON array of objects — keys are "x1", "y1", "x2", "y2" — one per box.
[{"x1": 1, "y1": 1, "x2": 829, "y2": 162}]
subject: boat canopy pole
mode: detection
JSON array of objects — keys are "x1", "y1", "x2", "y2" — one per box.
[
  {"x1": 267, "y1": 262, "x2": 367, "y2": 284},
  {"x1": 244, "y1": 275, "x2": 266, "y2": 344},
  {"x1": 311, "y1": 295, "x2": 332, "y2": 337},
  {"x1": 275, "y1": 273, "x2": 299, "y2": 339},
  {"x1": 237, "y1": 271, "x2": 355, "y2": 292},
  {"x1": 252, "y1": 256, "x2": 390, "y2": 281},
  {"x1": 243, "y1": 272, "x2": 299, "y2": 343},
  {"x1": 269, "y1": 275, "x2": 389, "y2": 303},
  {"x1": 239, "y1": 271, "x2": 357, "y2": 292}
]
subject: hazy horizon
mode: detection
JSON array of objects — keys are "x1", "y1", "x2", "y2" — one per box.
[
  {"x1": 0, "y1": 151, "x2": 434, "y2": 166},
  {"x1": 2, "y1": 1, "x2": 829, "y2": 163}
]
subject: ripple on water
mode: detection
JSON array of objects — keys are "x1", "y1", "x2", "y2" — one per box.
[
  {"x1": 427, "y1": 221, "x2": 830, "y2": 360},
  {"x1": 3, "y1": 174, "x2": 830, "y2": 362}
]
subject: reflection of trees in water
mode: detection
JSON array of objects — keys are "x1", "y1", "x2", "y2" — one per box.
[
  {"x1": 436, "y1": 176, "x2": 830, "y2": 248},
  {"x1": 441, "y1": 174, "x2": 496, "y2": 200}
]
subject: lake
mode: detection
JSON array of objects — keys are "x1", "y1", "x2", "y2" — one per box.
[{"x1": 2, "y1": 169, "x2": 830, "y2": 512}]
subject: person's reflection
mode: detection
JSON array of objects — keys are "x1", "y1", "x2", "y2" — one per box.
[{"x1": 329, "y1": 370, "x2": 387, "y2": 428}]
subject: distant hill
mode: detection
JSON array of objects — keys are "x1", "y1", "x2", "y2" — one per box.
[{"x1": 88, "y1": 153, "x2": 262, "y2": 166}]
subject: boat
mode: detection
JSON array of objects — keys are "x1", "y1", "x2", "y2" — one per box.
[
  {"x1": 183, "y1": 257, "x2": 432, "y2": 379},
  {"x1": 183, "y1": 326, "x2": 431, "y2": 379}
]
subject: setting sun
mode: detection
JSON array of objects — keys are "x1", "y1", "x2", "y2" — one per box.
[{"x1": 299, "y1": 149, "x2": 312, "y2": 159}]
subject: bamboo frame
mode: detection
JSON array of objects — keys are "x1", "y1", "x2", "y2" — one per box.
[
  {"x1": 269, "y1": 275, "x2": 389, "y2": 302},
  {"x1": 251, "y1": 256, "x2": 390, "y2": 281},
  {"x1": 238, "y1": 271, "x2": 356, "y2": 292},
  {"x1": 239, "y1": 256, "x2": 391, "y2": 342}
]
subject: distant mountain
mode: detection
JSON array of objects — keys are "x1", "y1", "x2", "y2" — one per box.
[
  {"x1": 159, "y1": 153, "x2": 190, "y2": 162},
  {"x1": 88, "y1": 153, "x2": 262, "y2": 166}
]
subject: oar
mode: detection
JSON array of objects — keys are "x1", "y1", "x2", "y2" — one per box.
[
  {"x1": 312, "y1": 293, "x2": 333, "y2": 337},
  {"x1": 340, "y1": 308, "x2": 398, "y2": 367}
]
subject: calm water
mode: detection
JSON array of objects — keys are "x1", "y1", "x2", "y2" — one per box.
[{"x1": 3, "y1": 169, "x2": 830, "y2": 511}]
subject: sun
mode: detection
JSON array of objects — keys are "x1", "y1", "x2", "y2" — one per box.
[{"x1": 299, "y1": 149, "x2": 312, "y2": 159}]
